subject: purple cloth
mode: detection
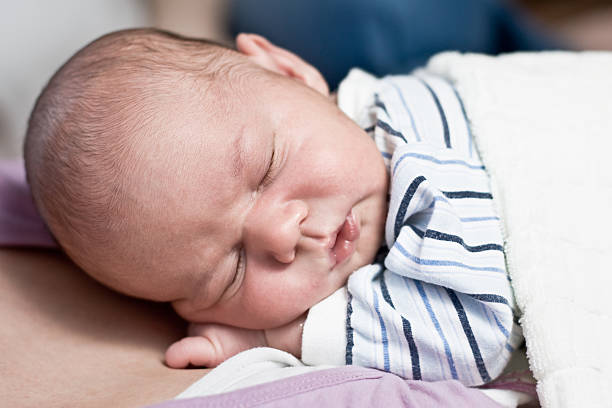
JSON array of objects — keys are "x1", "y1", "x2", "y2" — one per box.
[
  {"x1": 0, "y1": 159, "x2": 57, "y2": 248},
  {"x1": 146, "y1": 366, "x2": 502, "y2": 408}
]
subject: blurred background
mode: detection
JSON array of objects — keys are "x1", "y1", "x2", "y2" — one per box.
[{"x1": 1, "y1": 0, "x2": 611, "y2": 159}]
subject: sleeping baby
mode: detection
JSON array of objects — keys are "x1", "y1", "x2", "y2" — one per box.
[{"x1": 24, "y1": 28, "x2": 522, "y2": 385}]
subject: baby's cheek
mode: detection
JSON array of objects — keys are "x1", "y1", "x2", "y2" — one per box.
[{"x1": 242, "y1": 275, "x2": 316, "y2": 327}]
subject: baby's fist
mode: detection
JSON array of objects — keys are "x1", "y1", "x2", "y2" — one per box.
[{"x1": 165, "y1": 323, "x2": 267, "y2": 368}]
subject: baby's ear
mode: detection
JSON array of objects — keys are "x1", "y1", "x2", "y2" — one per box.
[{"x1": 236, "y1": 33, "x2": 329, "y2": 96}]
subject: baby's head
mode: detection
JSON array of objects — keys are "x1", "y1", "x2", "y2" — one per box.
[{"x1": 24, "y1": 29, "x2": 388, "y2": 329}]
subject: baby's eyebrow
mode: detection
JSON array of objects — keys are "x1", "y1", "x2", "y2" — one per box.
[{"x1": 231, "y1": 129, "x2": 247, "y2": 179}]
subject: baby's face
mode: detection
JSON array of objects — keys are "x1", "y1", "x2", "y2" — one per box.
[{"x1": 112, "y1": 70, "x2": 388, "y2": 330}]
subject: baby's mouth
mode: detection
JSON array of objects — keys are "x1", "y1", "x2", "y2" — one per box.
[{"x1": 329, "y1": 210, "x2": 360, "y2": 268}]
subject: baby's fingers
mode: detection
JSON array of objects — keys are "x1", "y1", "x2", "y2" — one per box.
[{"x1": 165, "y1": 336, "x2": 222, "y2": 368}]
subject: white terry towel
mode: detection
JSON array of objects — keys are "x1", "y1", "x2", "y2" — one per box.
[{"x1": 425, "y1": 51, "x2": 612, "y2": 408}]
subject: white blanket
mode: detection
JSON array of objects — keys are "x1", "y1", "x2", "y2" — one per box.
[{"x1": 425, "y1": 52, "x2": 612, "y2": 408}]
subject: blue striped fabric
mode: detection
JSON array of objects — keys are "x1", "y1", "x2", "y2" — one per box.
[{"x1": 344, "y1": 72, "x2": 522, "y2": 385}]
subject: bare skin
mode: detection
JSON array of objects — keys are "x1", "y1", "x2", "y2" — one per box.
[{"x1": 0, "y1": 248, "x2": 209, "y2": 408}]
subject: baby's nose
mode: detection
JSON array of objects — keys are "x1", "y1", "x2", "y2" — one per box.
[
  {"x1": 273, "y1": 248, "x2": 296, "y2": 264},
  {"x1": 246, "y1": 200, "x2": 308, "y2": 264}
]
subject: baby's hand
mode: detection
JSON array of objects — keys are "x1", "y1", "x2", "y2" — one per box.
[
  {"x1": 165, "y1": 313, "x2": 306, "y2": 369},
  {"x1": 165, "y1": 323, "x2": 267, "y2": 368}
]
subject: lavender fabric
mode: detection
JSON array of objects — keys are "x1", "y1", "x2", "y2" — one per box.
[
  {"x1": 0, "y1": 159, "x2": 56, "y2": 248},
  {"x1": 147, "y1": 366, "x2": 501, "y2": 408}
]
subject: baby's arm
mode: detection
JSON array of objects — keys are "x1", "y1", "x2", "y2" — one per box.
[{"x1": 165, "y1": 314, "x2": 306, "y2": 368}]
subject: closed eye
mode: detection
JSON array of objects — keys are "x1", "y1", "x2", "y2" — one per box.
[
  {"x1": 261, "y1": 147, "x2": 275, "y2": 187},
  {"x1": 221, "y1": 247, "x2": 245, "y2": 300},
  {"x1": 261, "y1": 133, "x2": 277, "y2": 188},
  {"x1": 231, "y1": 247, "x2": 245, "y2": 288}
]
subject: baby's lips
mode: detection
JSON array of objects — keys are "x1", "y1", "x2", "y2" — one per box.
[
  {"x1": 332, "y1": 237, "x2": 356, "y2": 268},
  {"x1": 339, "y1": 210, "x2": 360, "y2": 242},
  {"x1": 330, "y1": 210, "x2": 360, "y2": 267}
]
